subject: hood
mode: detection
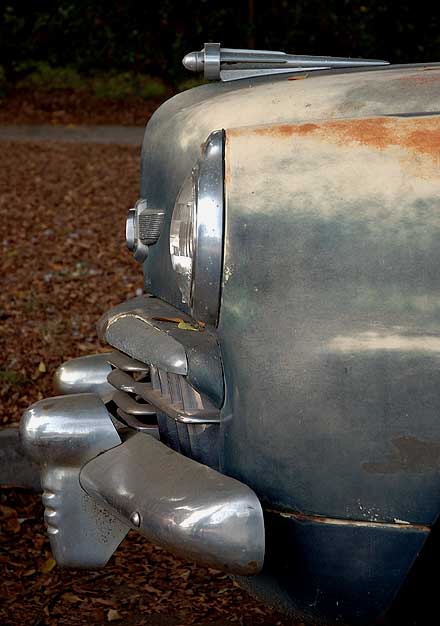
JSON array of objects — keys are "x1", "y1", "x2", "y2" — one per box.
[{"x1": 140, "y1": 62, "x2": 440, "y2": 308}]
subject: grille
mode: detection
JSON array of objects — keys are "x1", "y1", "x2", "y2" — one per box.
[{"x1": 106, "y1": 350, "x2": 220, "y2": 468}]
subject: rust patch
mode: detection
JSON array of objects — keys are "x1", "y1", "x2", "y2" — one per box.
[
  {"x1": 229, "y1": 115, "x2": 440, "y2": 162},
  {"x1": 287, "y1": 73, "x2": 309, "y2": 81},
  {"x1": 224, "y1": 132, "x2": 231, "y2": 188},
  {"x1": 363, "y1": 436, "x2": 440, "y2": 475},
  {"x1": 398, "y1": 71, "x2": 440, "y2": 85},
  {"x1": 406, "y1": 128, "x2": 440, "y2": 159},
  {"x1": 252, "y1": 122, "x2": 319, "y2": 138},
  {"x1": 323, "y1": 117, "x2": 440, "y2": 159},
  {"x1": 265, "y1": 507, "x2": 430, "y2": 531}
]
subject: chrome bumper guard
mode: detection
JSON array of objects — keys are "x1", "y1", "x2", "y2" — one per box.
[
  {"x1": 21, "y1": 353, "x2": 265, "y2": 574},
  {"x1": 21, "y1": 393, "x2": 129, "y2": 567}
]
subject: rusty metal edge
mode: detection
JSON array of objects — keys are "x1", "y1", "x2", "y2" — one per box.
[{"x1": 265, "y1": 507, "x2": 430, "y2": 532}]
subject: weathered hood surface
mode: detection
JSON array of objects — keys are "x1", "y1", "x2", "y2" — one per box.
[{"x1": 141, "y1": 63, "x2": 440, "y2": 306}]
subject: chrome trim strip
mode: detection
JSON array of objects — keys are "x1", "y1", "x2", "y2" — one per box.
[
  {"x1": 106, "y1": 350, "x2": 150, "y2": 372},
  {"x1": 191, "y1": 130, "x2": 224, "y2": 325},
  {"x1": 135, "y1": 380, "x2": 219, "y2": 423},
  {"x1": 107, "y1": 368, "x2": 137, "y2": 393},
  {"x1": 112, "y1": 390, "x2": 156, "y2": 416},
  {"x1": 115, "y1": 409, "x2": 160, "y2": 437},
  {"x1": 106, "y1": 351, "x2": 220, "y2": 425}
]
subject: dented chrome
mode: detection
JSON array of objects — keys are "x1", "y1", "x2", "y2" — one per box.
[{"x1": 80, "y1": 432, "x2": 265, "y2": 575}]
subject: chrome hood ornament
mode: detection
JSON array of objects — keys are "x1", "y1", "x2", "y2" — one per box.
[{"x1": 183, "y1": 42, "x2": 389, "y2": 81}]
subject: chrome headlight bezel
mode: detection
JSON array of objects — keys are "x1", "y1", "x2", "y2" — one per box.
[{"x1": 170, "y1": 130, "x2": 225, "y2": 326}]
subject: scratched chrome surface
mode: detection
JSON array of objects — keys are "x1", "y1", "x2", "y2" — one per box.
[
  {"x1": 80, "y1": 432, "x2": 265, "y2": 575},
  {"x1": 21, "y1": 393, "x2": 128, "y2": 567}
]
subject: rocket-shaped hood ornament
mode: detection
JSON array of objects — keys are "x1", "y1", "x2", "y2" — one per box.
[{"x1": 183, "y1": 42, "x2": 389, "y2": 82}]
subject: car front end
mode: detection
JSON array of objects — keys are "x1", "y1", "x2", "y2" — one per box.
[{"x1": 21, "y1": 45, "x2": 440, "y2": 625}]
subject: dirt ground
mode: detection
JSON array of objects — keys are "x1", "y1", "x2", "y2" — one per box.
[
  {"x1": 0, "y1": 140, "x2": 303, "y2": 625},
  {"x1": 0, "y1": 88, "x2": 167, "y2": 126}
]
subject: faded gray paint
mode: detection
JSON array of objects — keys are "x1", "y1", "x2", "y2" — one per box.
[
  {"x1": 141, "y1": 64, "x2": 440, "y2": 311},
  {"x1": 219, "y1": 114, "x2": 440, "y2": 525}
]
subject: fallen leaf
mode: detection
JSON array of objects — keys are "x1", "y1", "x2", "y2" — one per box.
[
  {"x1": 38, "y1": 361, "x2": 47, "y2": 373},
  {"x1": 91, "y1": 608, "x2": 107, "y2": 621},
  {"x1": 151, "y1": 316, "x2": 183, "y2": 324},
  {"x1": 93, "y1": 597, "x2": 117, "y2": 606},
  {"x1": 62, "y1": 592, "x2": 83, "y2": 603},
  {"x1": 0, "y1": 504, "x2": 17, "y2": 518},
  {"x1": 22, "y1": 569, "x2": 36, "y2": 577},
  {"x1": 107, "y1": 608, "x2": 121, "y2": 621},
  {"x1": 40, "y1": 557, "x2": 56, "y2": 573},
  {"x1": 177, "y1": 321, "x2": 199, "y2": 331}
]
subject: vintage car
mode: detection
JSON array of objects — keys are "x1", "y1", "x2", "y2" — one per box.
[{"x1": 21, "y1": 44, "x2": 440, "y2": 625}]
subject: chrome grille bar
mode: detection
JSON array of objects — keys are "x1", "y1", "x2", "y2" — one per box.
[
  {"x1": 106, "y1": 351, "x2": 149, "y2": 373},
  {"x1": 106, "y1": 351, "x2": 220, "y2": 425},
  {"x1": 111, "y1": 390, "x2": 156, "y2": 417}
]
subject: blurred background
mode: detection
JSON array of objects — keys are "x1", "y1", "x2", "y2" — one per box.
[
  {"x1": 0, "y1": 2, "x2": 439, "y2": 625},
  {"x1": 0, "y1": 0, "x2": 439, "y2": 123}
]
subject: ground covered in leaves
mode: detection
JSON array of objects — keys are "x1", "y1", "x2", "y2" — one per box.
[
  {"x1": 0, "y1": 140, "x2": 302, "y2": 624},
  {"x1": 0, "y1": 490, "x2": 297, "y2": 626},
  {"x1": 0, "y1": 88, "x2": 167, "y2": 126}
]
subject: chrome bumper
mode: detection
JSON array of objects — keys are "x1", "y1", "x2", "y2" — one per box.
[
  {"x1": 21, "y1": 392, "x2": 129, "y2": 567},
  {"x1": 21, "y1": 298, "x2": 265, "y2": 573}
]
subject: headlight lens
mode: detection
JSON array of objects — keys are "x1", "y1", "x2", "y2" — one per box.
[{"x1": 169, "y1": 174, "x2": 195, "y2": 304}]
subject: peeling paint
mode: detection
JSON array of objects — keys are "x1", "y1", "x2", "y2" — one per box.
[
  {"x1": 223, "y1": 264, "x2": 234, "y2": 284},
  {"x1": 229, "y1": 115, "x2": 440, "y2": 164},
  {"x1": 363, "y1": 436, "x2": 440, "y2": 474}
]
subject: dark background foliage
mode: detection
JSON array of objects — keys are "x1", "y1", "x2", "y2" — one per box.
[{"x1": 1, "y1": 0, "x2": 439, "y2": 84}]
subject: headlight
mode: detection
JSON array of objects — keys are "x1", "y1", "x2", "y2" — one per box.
[
  {"x1": 169, "y1": 174, "x2": 195, "y2": 305},
  {"x1": 170, "y1": 130, "x2": 224, "y2": 325}
]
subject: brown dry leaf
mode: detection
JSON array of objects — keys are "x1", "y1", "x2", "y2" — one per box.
[
  {"x1": 0, "y1": 504, "x2": 17, "y2": 518},
  {"x1": 107, "y1": 608, "x2": 122, "y2": 622},
  {"x1": 62, "y1": 593, "x2": 83, "y2": 603},
  {"x1": 93, "y1": 597, "x2": 117, "y2": 606},
  {"x1": 40, "y1": 557, "x2": 56, "y2": 573},
  {"x1": 90, "y1": 608, "x2": 107, "y2": 622}
]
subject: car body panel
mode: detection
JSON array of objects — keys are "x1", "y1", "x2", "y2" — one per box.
[
  {"x1": 141, "y1": 63, "x2": 440, "y2": 311},
  {"x1": 220, "y1": 114, "x2": 440, "y2": 525}
]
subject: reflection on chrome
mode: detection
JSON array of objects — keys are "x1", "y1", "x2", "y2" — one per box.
[{"x1": 80, "y1": 432, "x2": 265, "y2": 575}]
